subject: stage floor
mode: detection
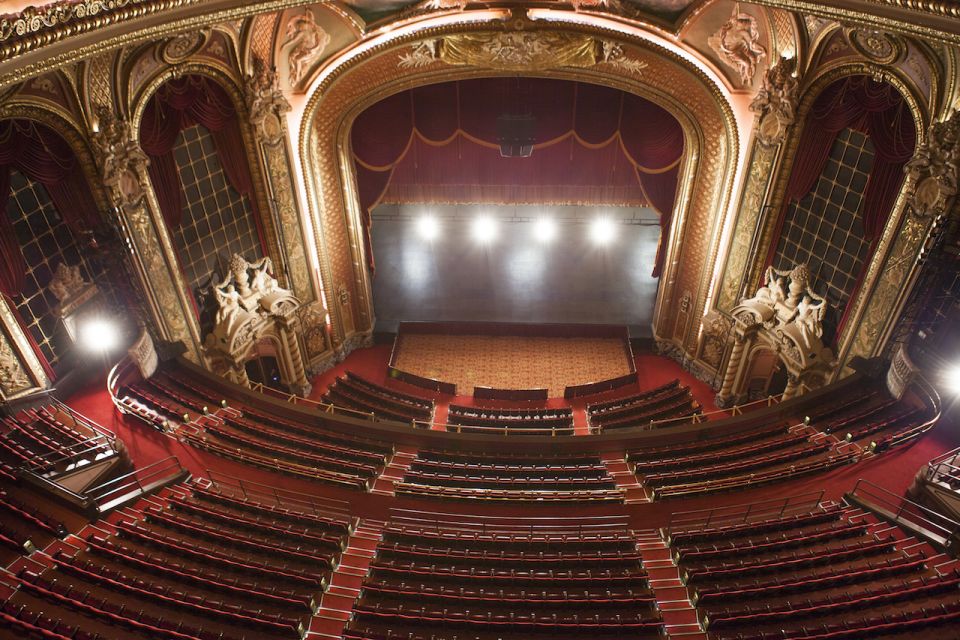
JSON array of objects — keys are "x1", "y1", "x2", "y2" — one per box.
[{"x1": 394, "y1": 333, "x2": 633, "y2": 397}]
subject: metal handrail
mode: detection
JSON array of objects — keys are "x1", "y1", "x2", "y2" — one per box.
[
  {"x1": 49, "y1": 397, "x2": 116, "y2": 441},
  {"x1": 249, "y1": 380, "x2": 784, "y2": 434},
  {"x1": 388, "y1": 508, "x2": 631, "y2": 535},
  {"x1": 849, "y1": 478, "x2": 960, "y2": 542},
  {"x1": 30, "y1": 438, "x2": 115, "y2": 473},
  {"x1": 664, "y1": 490, "x2": 827, "y2": 536},
  {"x1": 87, "y1": 456, "x2": 185, "y2": 504},
  {"x1": 204, "y1": 469, "x2": 351, "y2": 516}
]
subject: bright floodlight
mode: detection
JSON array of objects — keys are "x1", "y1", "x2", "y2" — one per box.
[
  {"x1": 80, "y1": 318, "x2": 118, "y2": 353},
  {"x1": 472, "y1": 215, "x2": 499, "y2": 244},
  {"x1": 533, "y1": 217, "x2": 557, "y2": 243},
  {"x1": 945, "y1": 363, "x2": 960, "y2": 394},
  {"x1": 589, "y1": 217, "x2": 616, "y2": 246},
  {"x1": 416, "y1": 215, "x2": 440, "y2": 241}
]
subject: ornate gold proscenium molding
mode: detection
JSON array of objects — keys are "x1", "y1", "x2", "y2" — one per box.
[{"x1": 398, "y1": 32, "x2": 648, "y2": 75}]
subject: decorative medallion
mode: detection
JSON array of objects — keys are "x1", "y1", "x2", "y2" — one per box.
[
  {"x1": 846, "y1": 28, "x2": 905, "y2": 65},
  {"x1": 160, "y1": 29, "x2": 209, "y2": 64}
]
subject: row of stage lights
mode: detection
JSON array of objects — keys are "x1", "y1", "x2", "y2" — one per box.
[{"x1": 415, "y1": 215, "x2": 618, "y2": 246}]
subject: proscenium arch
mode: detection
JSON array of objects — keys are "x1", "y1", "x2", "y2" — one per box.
[
  {"x1": 298, "y1": 15, "x2": 741, "y2": 355},
  {"x1": 744, "y1": 61, "x2": 926, "y2": 376}
]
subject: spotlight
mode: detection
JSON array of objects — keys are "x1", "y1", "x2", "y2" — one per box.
[
  {"x1": 589, "y1": 217, "x2": 616, "y2": 246},
  {"x1": 415, "y1": 215, "x2": 440, "y2": 241},
  {"x1": 945, "y1": 363, "x2": 960, "y2": 394},
  {"x1": 79, "y1": 317, "x2": 118, "y2": 353},
  {"x1": 472, "y1": 215, "x2": 499, "y2": 244},
  {"x1": 533, "y1": 217, "x2": 557, "y2": 243}
]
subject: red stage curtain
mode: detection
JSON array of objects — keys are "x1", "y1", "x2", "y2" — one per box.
[
  {"x1": 783, "y1": 76, "x2": 915, "y2": 240},
  {"x1": 351, "y1": 78, "x2": 685, "y2": 276},
  {"x1": 140, "y1": 76, "x2": 266, "y2": 250}
]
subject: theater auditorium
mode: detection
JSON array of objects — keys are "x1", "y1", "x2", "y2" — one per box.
[{"x1": 1, "y1": 0, "x2": 960, "y2": 638}]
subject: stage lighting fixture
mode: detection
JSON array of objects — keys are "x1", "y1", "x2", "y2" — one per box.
[
  {"x1": 945, "y1": 363, "x2": 960, "y2": 394},
  {"x1": 472, "y1": 215, "x2": 499, "y2": 244},
  {"x1": 589, "y1": 217, "x2": 616, "y2": 245},
  {"x1": 416, "y1": 215, "x2": 440, "y2": 241},
  {"x1": 533, "y1": 217, "x2": 557, "y2": 243},
  {"x1": 79, "y1": 317, "x2": 118, "y2": 353}
]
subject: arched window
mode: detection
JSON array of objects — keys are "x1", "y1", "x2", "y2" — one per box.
[{"x1": 140, "y1": 76, "x2": 265, "y2": 315}]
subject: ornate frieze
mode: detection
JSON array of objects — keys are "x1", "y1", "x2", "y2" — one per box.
[{"x1": 397, "y1": 32, "x2": 647, "y2": 75}]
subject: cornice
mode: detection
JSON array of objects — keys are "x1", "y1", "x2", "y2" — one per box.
[
  {"x1": 749, "y1": 0, "x2": 960, "y2": 47},
  {"x1": 0, "y1": 0, "x2": 316, "y2": 89}
]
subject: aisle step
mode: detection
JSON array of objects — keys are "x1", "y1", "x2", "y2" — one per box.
[{"x1": 371, "y1": 447, "x2": 419, "y2": 495}]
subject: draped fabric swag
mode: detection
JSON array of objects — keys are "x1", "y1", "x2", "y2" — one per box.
[
  {"x1": 0, "y1": 120, "x2": 100, "y2": 379},
  {"x1": 783, "y1": 76, "x2": 916, "y2": 240},
  {"x1": 139, "y1": 75, "x2": 266, "y2": 249},
  {"x1": 351, "y1": 78, "x2": 685, "y2": 276}
]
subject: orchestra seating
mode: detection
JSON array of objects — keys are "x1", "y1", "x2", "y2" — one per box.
[
  {"x1": 1, "y1": 478, "x2": 351, "y2": 640},
  {"x1": 446, "y1": 404, "x2": 574, "y2": 435},
  {"x1": 586, "y1": 379, "x2": 701, "y2": 432},
  {"x1": 395, "y1": 450, "x2": 622, "y2": 502},
  {"x1": 344, "y1": 513, "x2": 664, "y2": 639},
  {"x1": 666, "y1": 500, "x2": 960, "y2": 639},
  {"x1": 321, "y1": 372, "x2": 434, "y2": 424}
]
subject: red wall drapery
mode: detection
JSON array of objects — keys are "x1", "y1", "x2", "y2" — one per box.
[
  {"x1": 0, "y1": 120, "x2": 100, "y2": 380},
  {"x1": 0, "y1": 120, "x2": 101, "y2": 298},
  {"x1": 140, "y1": 76, "x2": 266, "y2": 251},
  {"x1": 351, "y1": 78, "x2": 685, "y2": 276},
  {"x1": 783, "y1": 76, "x2": 915, "y2": 240},
  {"x1": 771, "y1": 76, "x2": 916, "y2": 342}
]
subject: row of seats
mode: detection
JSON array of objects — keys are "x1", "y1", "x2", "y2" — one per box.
[
  {"x1": 395, "y1": 450, "x2": 622, "y2": 503},
  {"x1": 0, "y1": 479, "x2": 352, "y2": 640},
  {"x1": 666, "y1": 499, "x2": 960, "y2": 639},
  {"x1": 587, "y1": 382, "x2": 701, "y2": 432},
  {"x1": 446, "y1": 404, "x2": 574, "y2": 436},
  {"x1": 345, "y1": 516, "x2": 664, "y2": 639},
  {"x1": 631, "y1": 385, "x2": 931, "y2": 500},
  {"x1": 321, "y1": 372, "x2": 434, "y2": 423}
]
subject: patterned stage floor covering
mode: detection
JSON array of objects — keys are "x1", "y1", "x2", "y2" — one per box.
[{"x1": 394, "y1": 334, "x2": 633, "y2": 397}]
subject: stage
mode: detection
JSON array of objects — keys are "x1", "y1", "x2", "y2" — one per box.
[{"x1": 390, "y1": 322, "x2": 634, "y2": 398}]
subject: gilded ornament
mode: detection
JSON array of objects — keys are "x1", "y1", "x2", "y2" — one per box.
[
  {"x1": 845, "y1": 28, "x2": 905, "y2": 65},
  {"x1": 91, "y1": 105, "x2": 150, "y2": 208},
  {"x1": 283, "y1": 10, "x2": 330, "y2": 87},
  {"x1": 245, "y1": 57, "x2": 291, "y2": 146},
  {"x1": 708, "y1": 3, "x2": 767, "y2": 86},
  {"x1": 0, "y1": 334, "x2": 31, "y2": 395},
  {"x1": 903, "y1": 110, "x2": 960, "y2": 219},
  {"x1": 750, "y1": 56, "x2": 798, "y2": 146},
  {"x1": 161, "y1": 29, "x2": 209, "y2": 64}
]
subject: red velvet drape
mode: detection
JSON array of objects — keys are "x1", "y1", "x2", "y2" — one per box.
[
  {"x1": 140, "y1": 76, "x2": 266, "y2": 251},
  {"x1": 351, "y1": 79, "x2": 685, "y2": 276},
  {"x1": 783, "y1": 76, "x2": 915, "y2": 240}
]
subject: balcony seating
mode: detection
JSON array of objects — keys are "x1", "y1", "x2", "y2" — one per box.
[
  {"x1": 321, "y1": 372, "x2": 434, "y2": 423},
  {"x1": 395, "y1": 450, "x2": 622, "y2": 502},
  {"x1": 666, "y1": 500, "x2": 960, "y2": 639},
  {"x1": 0, "y1": 479, "x2": 355, "y2": 640},
  {"x1": 344, "y1": 515, "x2": 664, "y2": 640}
]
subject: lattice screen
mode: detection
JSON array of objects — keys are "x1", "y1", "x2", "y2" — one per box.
[
  {"x1": 772, "y1": 128, "x2": 876, "y2": 312},
  {"x1": 171, "y1": 124, "x2": 261, "y2": 304},
  {"x1": 5, "y1": 171, "x2": 108, "y2": 368}
]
